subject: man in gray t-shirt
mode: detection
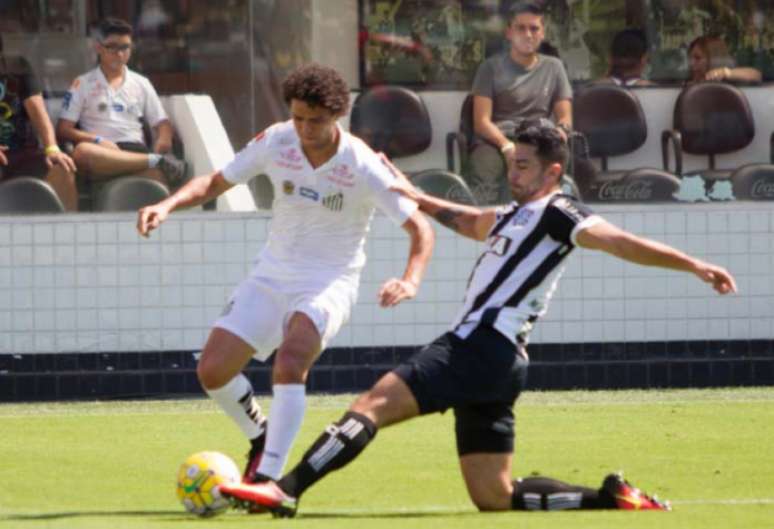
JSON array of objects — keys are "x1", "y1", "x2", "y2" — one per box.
[{"x1": 467, "y1": 2, "x2": 572, "y2": 204}]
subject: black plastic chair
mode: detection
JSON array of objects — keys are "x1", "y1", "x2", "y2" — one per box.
[
  {"x1": 94, "y1": 176, "x2": 170, "y2": 212},
  {"x1": 445, "y1": 93, "x2": 475, "y2": 173},
  {"x1": 662, "y1": 82, "x2": 774, "y2": 198},
  {"x1": 0, "y1": 177, "x2": 65, "y2": 214},
  {"x1": 350, "y1": 86, "x2": 432, "y2": 160},
  {"x1": 410, "y1": 169, "x2": 476, "y2": 205},
  {"x1": 573, "y1": 84, "x2": 679, "y2": 202}
]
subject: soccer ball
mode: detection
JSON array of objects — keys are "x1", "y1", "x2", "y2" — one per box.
[{"x1": 176, "y1": 451, "x2": 241, "y2": 517}]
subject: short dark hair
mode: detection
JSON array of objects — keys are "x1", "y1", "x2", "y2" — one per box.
[
  {"x1": 611, "y1": 28, "x2": 647, "y2": 60},
  {"x1": 281, "y1": 63, "x2": 350, "y2": 115},
  {"x1": 509, "y1": 1, "x2": 544, "y2": 22},
  {"x1": 515, "y1": 121, "x2": 569, "y2": 172},
  {"x1": 97, "y1": 17, "x2": 133, "y2": 41}
]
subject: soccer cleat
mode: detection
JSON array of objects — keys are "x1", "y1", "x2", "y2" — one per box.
[
  {"x1": 602, "y1": 472, "x2": 671, "y2": 511},
  {"x1": 242, "y1": 417, "x2": 268, "y2": 483},
  {"x1": 157, "y1": 154, "x2": 187, "y2": 186},
  {"x1": 220, "y1": 480, "x2": 298, "y2": 518}
]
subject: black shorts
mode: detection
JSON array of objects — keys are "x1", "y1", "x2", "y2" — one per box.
[
  {"x1": 393, "y1": 326, "x2": 529, "y2": 456},
  {"x1": 116, "y1": 141, "x2": 150, "y2": 153}
]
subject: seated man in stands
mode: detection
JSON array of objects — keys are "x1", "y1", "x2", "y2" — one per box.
[
  {"x1": 468, "y1": 1, "x2": 572, "y2": 205},
  {"x1": 596, "y1": 28, "x2": 654, "y2": 87},
  {"x1": 0, "y1": 34, "x2": 78, "y2": 210},
  {"x1": 56, "y1": 17, "x2": 185, "y2": 189}
]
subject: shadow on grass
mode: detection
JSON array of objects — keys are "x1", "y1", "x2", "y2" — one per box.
[
  {"x1": 1, "y1": 510, "x2": 185, "y2": 521},
  {"x1": 298, "y1": 510, "x2": 477, "y2": 519}
]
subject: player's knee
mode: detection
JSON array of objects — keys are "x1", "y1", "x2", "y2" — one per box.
[
  {"x1": 72, "y1": 143, "x2": 93, "y2": 170},
  {"x1": 468, "y1": 486, "x2": 510, "y2": 511},
  {"x1": 272, "y1": 350, "x2": 308, "y2": 384}
]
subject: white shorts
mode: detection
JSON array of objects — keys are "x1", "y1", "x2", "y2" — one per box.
[{"x1": 213, "y1": 273, "x2": 358, "y2": 361}]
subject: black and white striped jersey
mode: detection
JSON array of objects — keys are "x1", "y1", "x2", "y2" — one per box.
[{"x1": 451, "y1": 192, "x2": 601, "y2": 345}]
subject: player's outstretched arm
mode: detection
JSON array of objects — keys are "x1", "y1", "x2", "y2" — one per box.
[
  {"x1": 380, "y1": 155, "x2": 495, "y2": 241},
  {"x1": 576, "y1": 219, "x2": 737, "y2": 295},
  {"x1": 378, "y1": 209, "x2": 434, "y2": 307},
  {"x1": 136, "y1": 171, "x2": 233, "y2": 237}
]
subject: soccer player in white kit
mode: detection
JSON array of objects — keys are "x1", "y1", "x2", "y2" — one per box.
[{"x1": 136, "y1": 64, "x2": 434, "y2": 484}]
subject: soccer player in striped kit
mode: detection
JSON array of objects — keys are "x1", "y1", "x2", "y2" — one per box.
[{"x1": 221, "y1": 123, "x2": 736, "y2": 516}]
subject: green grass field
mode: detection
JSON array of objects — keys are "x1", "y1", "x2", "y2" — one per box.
[{"x1": 2, "y1": 388, "x2": 774, "y2": 529}]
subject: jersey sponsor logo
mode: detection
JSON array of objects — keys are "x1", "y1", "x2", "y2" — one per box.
[
  {"x1": 111, "y1": 103, "x2": 125, "y2": 112},
  {"x1": 326, "y1": 164, "x2": 355, "y2": 187},
  {"x1": 553, "y1": 197, "x2": 587, "y2": 223},
  {"x1": 487, "y1": 234, "x2": 512, "y2": 256},
  {"x1": 282, "y1": 180, "x2": 295, "y2": 195},
  {"x1": 299, "y1": 186, "x2": 319, "y2": 201},
  {"x1": 61, "y1": 91, "x2": 72, "y2": 110},
  {"x1": 280, "y1": 148, "x2": 303, "y2": 163},
  {"x1": 322, "y1": 191, "x2": 344, "y2": 211}
]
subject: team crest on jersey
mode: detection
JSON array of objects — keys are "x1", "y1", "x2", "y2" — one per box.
[
  {"x1": 487, "y1": 234, "x2": 512, "y2": 256},
  {"x1": 322, "y1": 191, "x2": 344, "y2": 211},
  {"x1": 282, "y1": 180, "x2": 295, "y2": 195},
  {"x1": 513, "y1": 208, "x2": 534, "y2": 226}
]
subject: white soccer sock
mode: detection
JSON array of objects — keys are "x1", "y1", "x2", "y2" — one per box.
[
  {"x1": 257, "y1": 384, "x2": 307, "y2": 479},
  {"x1": 205, "y1": 374, "x2": 264, "y2": 440},
  {"x1": 148, "y1": 153, "x2": 161, "y2": 168}
]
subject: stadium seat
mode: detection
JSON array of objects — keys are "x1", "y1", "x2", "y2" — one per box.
[
  {"x1": 350, "y1": 85, "x2": 432, "y2": 160},
  {"x1": 410, "y1": 169, "x2": 477, "y2": 205},
  {"x1": 94, "y1": 176, "x2": 170, "y2": 212},
  {"x1": 445, "y1": 93, "x2": 475, "y2": 173},
  {"x1": 573, "y1": 84, "x2": 680, "y2": 202},
  {"x1": 0, "y1": 176, "x2": 65, "y2": 214},
  {"x1": 662, "y1": 82, "x2": 774, "y2": 199}
]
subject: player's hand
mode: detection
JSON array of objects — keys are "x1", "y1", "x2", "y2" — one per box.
[
  {"x1": 377, "y1": 277, "x2": 418, "y2": 307},
  {"x1": 694, "y1": 261, "x2": 737, "y2": 295},
  {"x1": 45, "y1": 150, "x2": 77, "y2": 173},
  {"x1": 0, "y1": 145, "x2": 8, "y2": 166},
  {"x1": 137, "y1": 202, "x2": 171, "y2": 238}
]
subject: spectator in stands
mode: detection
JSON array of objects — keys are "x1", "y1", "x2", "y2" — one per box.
[
  {"x1": 596, "y1": 28, "x2": 654, "y2": 87},
  {"x1": 56, "y1": 17, "x2": 185, "y2": 188},
  {"x1": 687, "y1": 36, "x2": 762, "y2": 84},
  {"x1": 468, "y1": 1, "x2": 572, "y2": 205},
  {"x1": 0, "y1": 33, "x2": 78, "y2": 210}
]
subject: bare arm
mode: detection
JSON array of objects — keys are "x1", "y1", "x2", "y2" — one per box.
[
  {"x1": 576, "y1": 219, "x2": 737, "y2": 295},
  {"x1": 23, "y1": 95, "x2": 77, "y2": 172},
  {"x1": 377, "y1": 209, "x2": 435, "y2": 307},
  {"x1": 706, "y1": 66, "x2": 762, "y2": 83},
  {"x1": 380, "y1": 154, "x2": 496, "y2": 241},
  {"x1": 57, "y1": 118, "x2": 103, "y2": 145},
  {"x1": 472, "y1": 95, "x2": 512, "y2": 152},
  {"x1": 137, "y1": 171, "x2": 234, "y2": 237},
  {"x1": 552, "y1": 98, "x2": 572, "y2": 141},
  {"x1": 153, "y1": 119, "x2": 174, "y2": 154}
]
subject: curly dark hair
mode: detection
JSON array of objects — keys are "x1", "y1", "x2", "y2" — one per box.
[
  {"x1": 515, "y1": 121, "x2": 568, "y2": 172},
  {"x1": 282, "y1": 63, "x2": 350, "y2": 115}
]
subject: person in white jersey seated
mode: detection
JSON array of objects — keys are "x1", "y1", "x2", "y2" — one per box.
[
  {"x1": 136, "y1": 63, "x2": 434, "y2": 489},
  {"x1": 219, "y1": 122, "x2": 737, "y2": 517},
  {"x1": 56, "y1": 17, "x2": 185, "y2": 189}
]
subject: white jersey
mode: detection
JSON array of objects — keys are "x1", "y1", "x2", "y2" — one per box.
[
  {"x1": 452, "y1": 192, "x2": 602, "y2": 345},
  {"x1": 60, "y1": 66, "x2": 168, "y2": 144},
  {"x1": 222, "y1": 121, "x2": 418, "y2": 280}
]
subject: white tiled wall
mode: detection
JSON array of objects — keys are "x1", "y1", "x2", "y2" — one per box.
[{"x1": 1, "y1": 202, "x2": 772, "y2": 355}]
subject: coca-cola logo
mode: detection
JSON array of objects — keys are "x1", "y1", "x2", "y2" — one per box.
[
  {"x1": 598, "y1": 180, "x2": 654, "y2": 200},
  {"x1": 751, "y1": 179, "x2": 774, "y2": 198}
]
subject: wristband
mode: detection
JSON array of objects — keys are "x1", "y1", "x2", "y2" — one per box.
[
  {"x1": 500, "y1": 142, "x2": 515, "y2": 154},
  {"x1": 93, "y1": 136, "x2": 102, "y2": 144},
  {"x1": 44, "y1": 145, "x2": 61, "y2": 155}
]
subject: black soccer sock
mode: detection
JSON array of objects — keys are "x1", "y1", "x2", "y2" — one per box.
[
  {"x1": 278, "y1": 411, "x2": 377, "y2": 498},
  {"x1": 511, "y1": 476, "x2": 617, "y2": 510}
]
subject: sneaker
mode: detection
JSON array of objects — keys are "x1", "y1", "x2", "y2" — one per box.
[
  {"x1": 220, "y1": 480, "x2": 298, "y2": 518},
  {"x1": 602, "y1": 473, "x2": 671, "y2": 511},
  {"x1": 157, "y1": 154, "x2": 187, "y2": 186},
  {"x1": 243, "y1": 417, "x2": 268, "y2": 483}
]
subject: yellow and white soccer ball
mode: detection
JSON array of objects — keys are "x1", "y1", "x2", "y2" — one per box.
[{"x1": 176, "y1": 451, "x2": 241, "y2": 517}]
